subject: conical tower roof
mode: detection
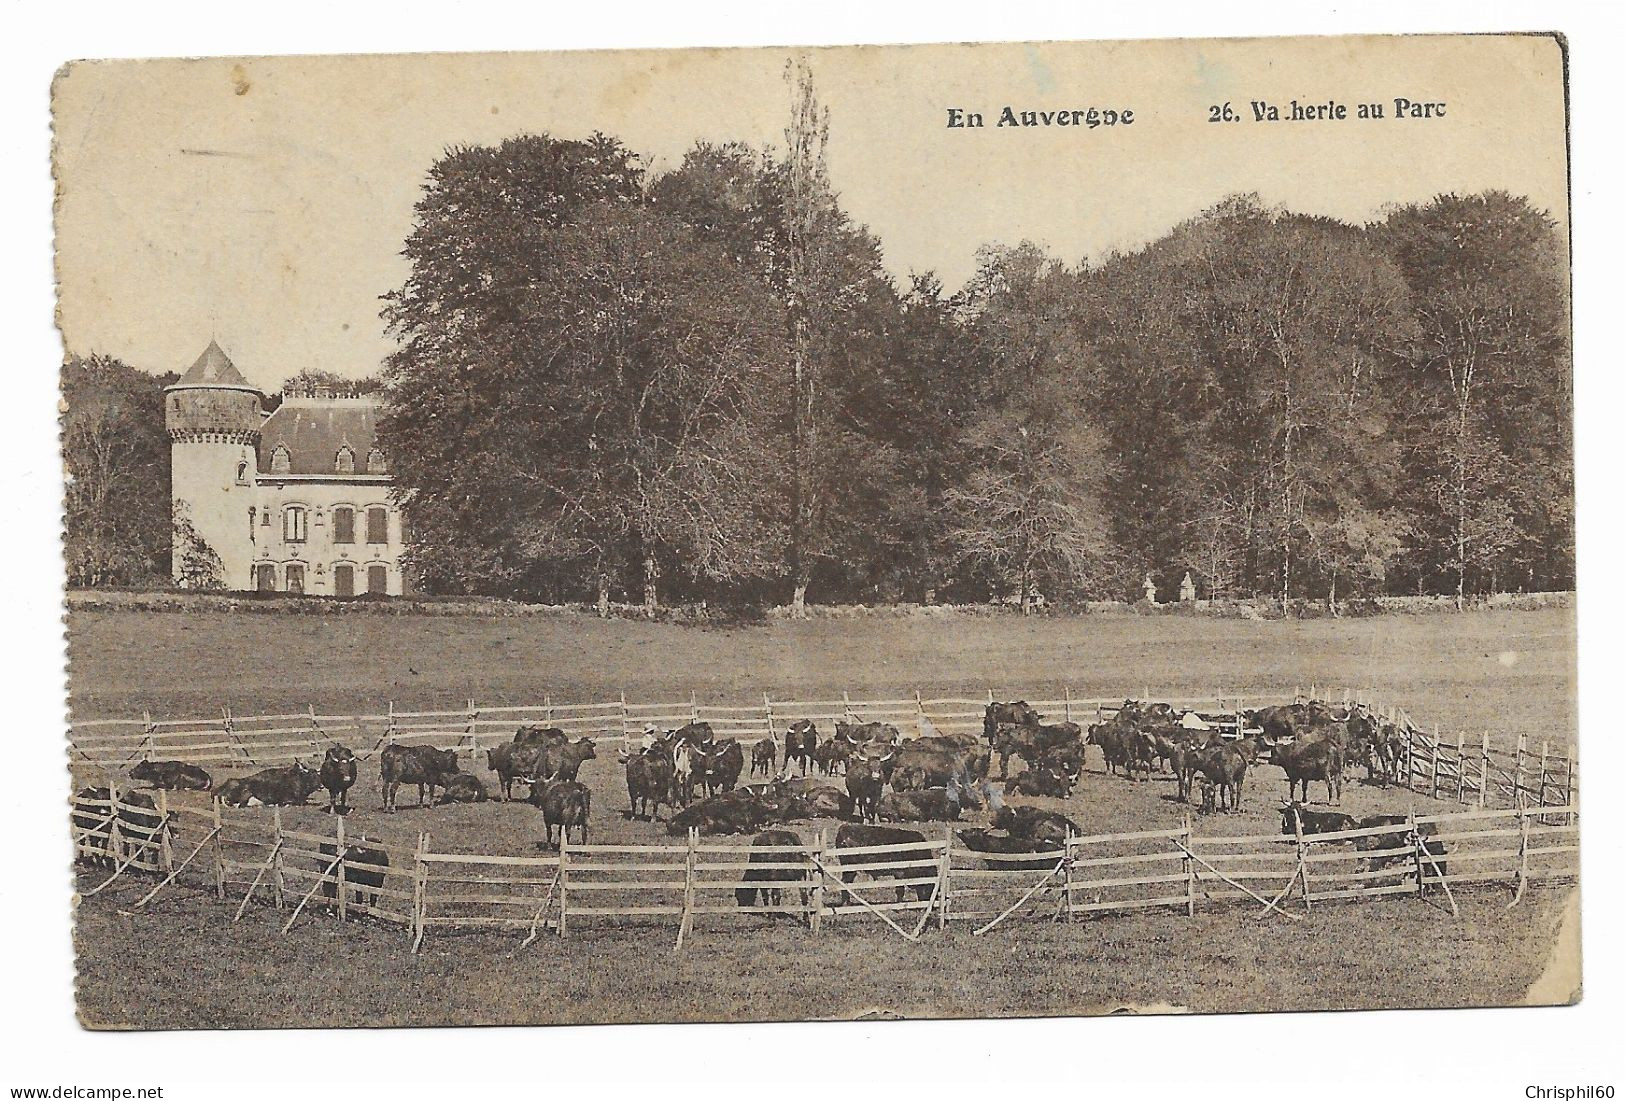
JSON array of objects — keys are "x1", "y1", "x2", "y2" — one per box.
[{"x1": 178, "y1": 340, "x2": 251, "y2": 387}]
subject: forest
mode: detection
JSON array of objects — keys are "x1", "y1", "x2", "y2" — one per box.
[{"x1": 61, "y1": 72, "x2": 1572, "y2": 611}]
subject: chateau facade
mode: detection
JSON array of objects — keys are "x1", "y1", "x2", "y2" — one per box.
[{"x1": 166, "y1": 341, "x2": 406, "y2": 595}]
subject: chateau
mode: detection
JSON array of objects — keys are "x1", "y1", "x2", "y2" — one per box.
[{"x1": 166, "y1": 341, "x2": 406, "y2": 595}]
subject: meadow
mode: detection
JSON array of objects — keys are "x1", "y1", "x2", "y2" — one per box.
[{"x1": 67, "y1": 604, "x2": 1579, "y2": 1028}]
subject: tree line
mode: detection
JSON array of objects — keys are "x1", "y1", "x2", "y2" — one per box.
[
  {"x1": 379, "y1": 77, "x2": 1569, "y2": 611},
  {"x1": 60, "y1": 72, "x2": 1571, "y2": 609}
]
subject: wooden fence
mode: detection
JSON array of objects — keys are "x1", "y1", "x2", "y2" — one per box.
[
  {"x1": 75, "y1": 789, "x2": 1577, "y2": 950},
  {"x1": 68, "y1": 685, "x2": 1574, "y2": 813}
]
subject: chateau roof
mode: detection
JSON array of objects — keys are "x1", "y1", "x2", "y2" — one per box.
[
  {"x1": 176, "y1": 340, "x2": 252, "y2": 387},
  {"x1": 257, "y1": 396, "x2": 387, "y2": 477}
]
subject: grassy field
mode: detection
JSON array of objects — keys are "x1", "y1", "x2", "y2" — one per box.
[{"x1": 66, "y1": 605, "x2": 1579, "y2": 1028}]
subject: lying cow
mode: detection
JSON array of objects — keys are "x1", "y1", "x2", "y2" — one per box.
[
  {"x1": 1279, "y1": 801, "x2": 1357, "y2": 838},
  {"x1": 216, "y1": 762, "x2": 323, "y2": 807},
  {"x1": 129, "y1": 760, "x2": 212, "y2": 791},
  {"x1": 667, "y1": 789, "x2": 778, "y2": 836},
  {"x1": 1004, "y1": 766, "x2": 1073, "y2": 798},
  {"x1": 955, "y1": 828, "x2": 1063, "y2": 871},
  {"x1": 991, "y1": 805, "x2": 1079, "y2": 847},
  {"x1": 437, "y1": 773, "x2": 490, "y2": 803}
]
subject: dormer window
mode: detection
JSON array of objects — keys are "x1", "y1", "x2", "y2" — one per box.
[
  {"x1": 335, "y1": 446, "x2": 356, "y2": 474},
  {"x1": 270, "y1": 445, "x2": 292, "y2": 475},
  {"x1": 366, "y1": 448, "x2": 387, "y2": 474}
]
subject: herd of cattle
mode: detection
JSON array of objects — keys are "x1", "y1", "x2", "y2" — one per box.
[{"x1": 74, "y1": 696, "x2": 1446, "y2": 913}]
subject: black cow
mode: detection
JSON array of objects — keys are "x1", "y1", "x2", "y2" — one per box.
[
  {"x1": 129, "y1": 760, "x2": 212, "y2": 791},
  {"x1": 846, "y1": 755, "x2": 884, "y2": 823},
  {"x1": 626, "y1": 743, "x2": 676, "y2": 821},
  {"x1": 692, "y1": 738, "x2": 744, "y2": 797},
  {"x1": 72, "y1": 787, "x2": 165, "y2": 868},
  {"x1": 533, "y1": 779, "x2": 590, "y2": 848},
  {"x1": 813, "y1": 739, "x2": 850, "y2": 776},
  {"x1": 1187, "y1": 739, "x2": 1253, "y2": 812},
  {"x1": 539, "y1": 738, "x2": 598, "y2": 784},
  {"x1": 991, "y1": 805, "x2": 1079, "y2": 847},
  {"x1": 750, "y1": 739, "x2": 777, "y2": 776},
  {"x1": 735, "y1": 829, "x2": 811, "y2": 915},
  {"x1": 667, "y1": 790, "x2": 777, "y2": 836},
  {"x1": 486, "y1": 742, "x2": 544, "y2": 802},
  {"x1": 1279, "y1": 801, "x2": 1358, "y2": 838},
  {"x1": 514, "y1": 725, "x2": 567, "y2": 749},
  {"x1": 833, "y1": 823, "x2": 936, "y2": 905},
  {"x1": 318, "y1": 838, "x2": 389, "y2": 914},
  {"x1": 1004, "y1": 766, "x2": 1073, "y2": 798},
  {"x1": 784, "y1": 720, "x2": 818, "y2": 776},
  {"x1": 956, "y1": 828, "x2": 1063, "y2": 871},
  {"x1": 1272, "y1": 735, "x2": 1345, "y2": 804},
  {"x1": 380, "y1": 745, "x2": 460, "y2": 812},
  {"x1": 1354, "y1": 814, "x2": 1449, "y2": 885},
  {"x1": 1039, "y1": 742, "x2": 1086, "y2": 782},
  {"x1": 319, "y1": 745, "x2": 358, "y2": 813},
  {"x1": 218, "y1": 762, "x2": 323, "y2": 808},
  {"x1": 437, "y1": 773, "x2": 489, "y2": 803},
  {"x1": 984, "y1": 700, "x2": 1041, "y2": 743}
]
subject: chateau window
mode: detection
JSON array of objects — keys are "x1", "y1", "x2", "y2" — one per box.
[
  {"x1": 286, "y1": 564, "x2": 306, "y2": 594},
  {"x1": 255, "y1": 565, "x2": 276, "y2": 593},
  {"x1": 333, "y1": 506, "x2": 355, "y2": 544},
  {"x1": 334, "y1": 563, "x2": 355, "y2": 598},
  {"x1": 366, "y1": 448, "x2": 387, "y2": 474},
  {"x1": 236, "y1": 460, "x2": 250, "y2": 486},
  {"x1": 284, "y1": 506, "x2": 308, "y2": 543},
  {"x1": 335, "y1": 446, "x2": 356, "y2": 474},
  {"x1": 366, "y1": 506, "x2": 388, "y2": 545},
  {"x1": 367, "y1": 564, "x2": 388, "y2": 595},
  {"x1": 270, "y1": 445, "x2": 292, "y2": 475}
]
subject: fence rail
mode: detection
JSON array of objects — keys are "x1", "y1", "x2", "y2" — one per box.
[
  {"x1": 75, "y1": 788, "x2": 1577, "y2": 951},
  {"x1": 68, "y1": 686, "x2": 1574, "y2": 812}
]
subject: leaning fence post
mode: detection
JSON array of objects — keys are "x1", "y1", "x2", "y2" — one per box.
[
  {"x1": 335, "y1": 813, "x2": 347, "y2": 923},
  {"x1": 106, "y1": 780, "x2": 124, "y2": 872},
  {"x1": 1407, "y1": 809, "x2": 1425, "y2": 898},
  {"x1": 271, "y1": 808, "x2": 286, "y2": 909},
  {"x1": 675, "y1": 827, "x2": 697, "y2": 951},
  {"x1": 1508, "y1": 798, "x2": 1530, "y2": 908}
]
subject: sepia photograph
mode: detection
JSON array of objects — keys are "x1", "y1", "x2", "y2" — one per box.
[{"x1": 50, "y1": 31, "x2": 1578, "y2": 1034}]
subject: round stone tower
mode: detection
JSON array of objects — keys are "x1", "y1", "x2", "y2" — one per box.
[{"x1": 165, "y1": 341, "x2": 263, "y2": 589}]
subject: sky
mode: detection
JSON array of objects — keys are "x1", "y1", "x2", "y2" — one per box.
[{"x1": 52, "y1": 34, "x2": 1569, "y2": 390}]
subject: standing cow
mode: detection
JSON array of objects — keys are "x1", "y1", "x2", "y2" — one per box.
[
  {"x1": 784, "y1": 720, "x2": 818, "y2": 777},
  {"x1": 319, "y1": 745, "x2": 358, "y2": 813},
  {"x1": 380, "y1": 745, "x2": 460, "y2": 812}
]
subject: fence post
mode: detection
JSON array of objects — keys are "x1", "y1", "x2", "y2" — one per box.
[
  {"x1": 1536, "y1": 740, "x2": 1551, "y2": 815},
  {"x1": 675, "y1": 827, "x2": 697, "y2": 951},
  {"x1": 764, "y1": 693, "x2": 776, "y2": 740},
  {"x1": 1183, "y1": 813, "x2": 1195, "y2": 917},
  {"x1": 1509, "y1": 800, "x2": 1530, "y2": 907},
  {"x1": 335, "y1": 813, "x2": 347, "y2": 923},
  {"x1": 410, "y1": 831, "x2": 429, "y2": 952},
  {"x1": 1454, "y1": 731, "x2": 1466, "y2": 803},
  {"x1": 1407, "y1": 809, "x2": 1425, "y2": 898},
  {"x1": 690, "y1": 691, "x2": 699, "y2": 725},
  {"x1": 1513, "y1": 733, "x2": 1527, "y2": 804},
  {"x1": 1062, "y1": 832, "x2": 1076, "y2": 923},
  {"x1": 557, "y1": 833, "x2": 569, "y2": 939},
  {"x1": 619, "y1": 691, "x2": 630, "y2": 756},
  {"x1": 544, "y1": 694, "x2": 553, "y2": 724},
  {"x1": 1405, "y1": 723, "x2": 1416, "y2": 792},
  {"x1": 142, "y1": 710, "x2": 156, "y2": 761},
  {"x1": 1479, "y1": 731, "x2": 1491, "y2": 808},
  {"x1": 938, "y1": 824, "x2": 951, "y2": 931},
  {"x1": 156, "y1": 788, "x2": 173, "y2": 875},
  {"x1": 1063, "y1": 686, "x2": 1073, "y2": 725},
  {"x1": 915, "y1": 690, "x2": 927, "y2": 738},
  {"x1": 386, "y1": 700, "x2": 397, "y2": 748},
  {"x1": 1430, "y1": 726, "x2": 1441, "y2": 800},
  {"x1": 271, "y1": 808, "x2": 286, "y2": 909},
  {"x1": 1565, "y1": 739, "x2": 1577, "y2": 824},
  {"x1": 1295, "y1": 810, "x2": 1310, "y2": 911},
  {"x1": 809, "y1": 828, "x2": 825, "y2": 935},
  {"x1": 211, "y1": 798, "x2": 225, "y2": 899},
  {"x1": 843, "y1": 690, "x2": 852, "y2": 716},
  {"x1": 105, "y1": 780, "x2": 124, "y2": 873}
]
